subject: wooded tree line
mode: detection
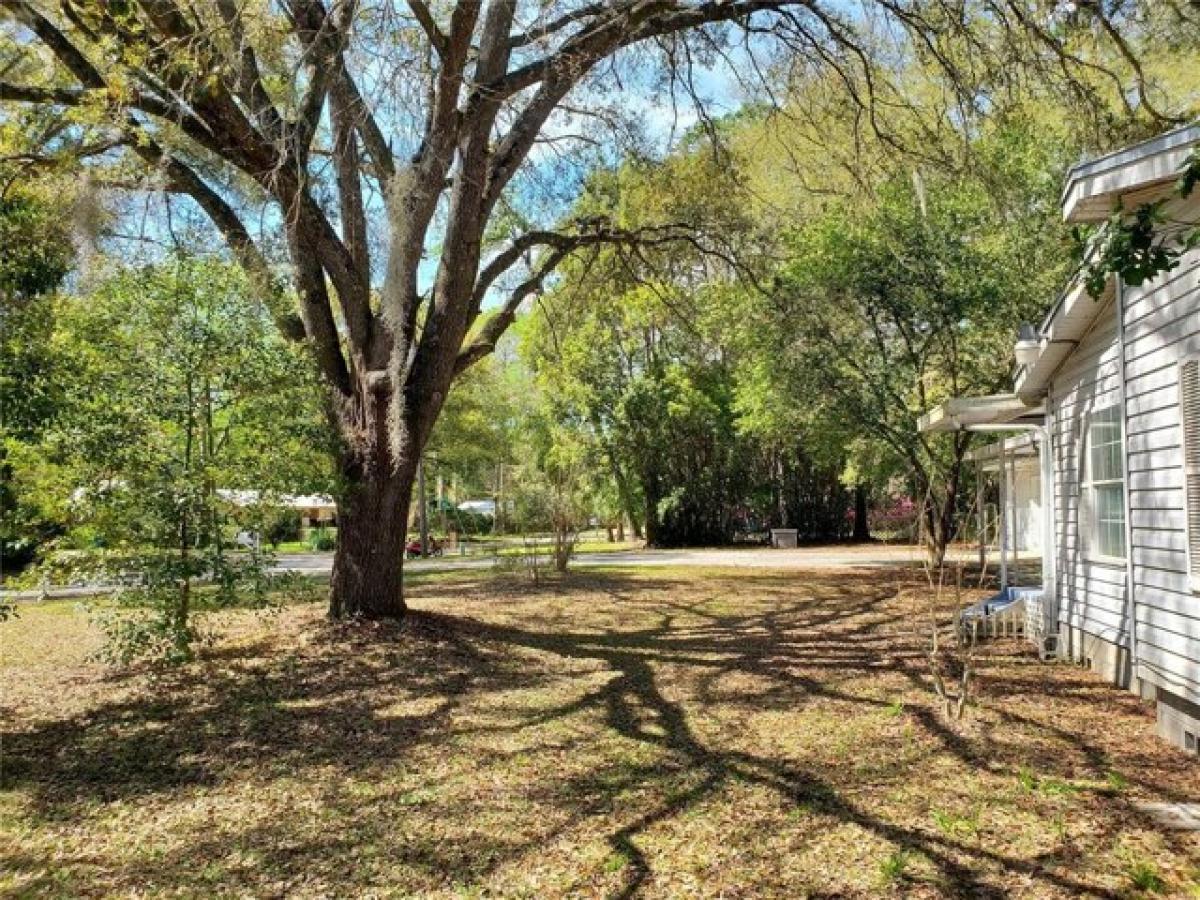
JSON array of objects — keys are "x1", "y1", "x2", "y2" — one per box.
[
  {"x1": 2, "y1": 0, "x2": 1199, "y2": 627},
  {"x1": 515, "y1": 66, "x2": 1200, "y2": 555}
]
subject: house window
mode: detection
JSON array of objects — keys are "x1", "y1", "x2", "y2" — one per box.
[
  {"x1": 1087, "y1": 404, "x2": 1126, "y2": 559},
  {"x1": 1181, "y1": 359, "x2": 1200, "y2": 589}
]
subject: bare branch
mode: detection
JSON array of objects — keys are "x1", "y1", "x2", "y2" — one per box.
[
  {"x1": 453, "y1": 244, "x2": 573, "y2": 377},
  {"x1": 406, "y1": 0, "x2": 447, "y2": 57},
  {"x1": 456, "y1": 221, "x2": 721, "y2": 375},
  {"x1": 331, "y1": 58, "x2": 394, "y2": 180}
]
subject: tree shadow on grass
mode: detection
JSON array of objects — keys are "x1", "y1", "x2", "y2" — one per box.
[
  {"x1": 2, "y1": 610, "x2": 539, "y2": 806},
  {"x1": 4, "y1": 570, "x2": 1194, "y2": 896},
  {"x1": 439, "y1": 603, "x2": 1135, "y2": 899}
]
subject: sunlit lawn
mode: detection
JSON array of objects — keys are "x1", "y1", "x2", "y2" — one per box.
[{"x1": 3, "y1": 567, "x2": 1198, "y2": 897}]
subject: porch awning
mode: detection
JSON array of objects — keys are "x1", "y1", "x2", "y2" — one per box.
[
  {"x1": 918, "y1": 394, "x2": 1045, "y2": 433},
  {"x1": 966, "y1": 432, "x2": 1040, "y2": 464}
]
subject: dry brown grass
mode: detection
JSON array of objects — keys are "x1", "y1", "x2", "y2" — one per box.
[{"x1": 2, "y1": 567, "x2": 1198, "y2": 898}]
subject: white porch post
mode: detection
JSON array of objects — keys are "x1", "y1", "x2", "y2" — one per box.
[
  {"x1": 977, "y1": 457, "x2": 986, "y2": 571},
  {"x1": 1008, "y1": 439, "x2": 1019, "y2": 566},
  {"x1": 999, "y1": 437, "x2": 1009, "y2": 590}
]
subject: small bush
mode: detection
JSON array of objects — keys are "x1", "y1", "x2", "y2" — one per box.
[
  {"x1": 1017, "y1": 767, "x2": 1038, "y2": 792},
  {"x1": 1016, "y1": 767, "x2": 1078, "y2": 797},
  {"x1": 931, "y1": 808, "x2": 979, "y2": 838},
  {"x1": 1038, "y1": 776, "x2": 1079, "y2": 798},
  {"x1": 307, "y1": 526, "x2": 336, "y2": 551},
  {"x1": 878, "y1": 850, "x2": 910, "y2": 885},
  {"x1": 603, "y1": 850, "x2": 631, "y2": 873},
  {"x1": 1125, "y1": 859, "x2": 1166, "y2": 894},
  {"x1": 262, "y1": 507, "x2": 302, "y2": 547},
  {"x1": 84, "y1": 547, "x2": 282, "y2": 666}
]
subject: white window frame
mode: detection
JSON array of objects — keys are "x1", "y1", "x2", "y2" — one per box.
[
  {"x1": 1083, "y1": 403, "x2": 1127, "y2": 564},
  {"x1": 1180, "y1": 356, "x2": 1200, "y2": 593}
]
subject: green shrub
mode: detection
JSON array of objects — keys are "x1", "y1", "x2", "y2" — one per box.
[
  {"x1": 82, "y1": 547, "x2": 280, "y2": 666},
  {"x1": 263, "y1": 507, "x2": 302, "y2": 547},
  {"x1": 878, "y1": 850, "x2": 910, "y2": 885},
  {"x1": 1126, "y1": 860, "x2": 1166, "y2": 894},
  {"x1": 308, "y1": 526, "x2": 336, "y2": 551}
]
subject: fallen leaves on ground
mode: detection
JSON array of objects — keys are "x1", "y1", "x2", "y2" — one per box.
[{"x1": 2, "y1": 567, "x2": 1198, "y2": 898}]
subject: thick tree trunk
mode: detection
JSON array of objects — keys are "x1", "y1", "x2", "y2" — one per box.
[
  {"x1": 852, "y1": 484, "x2": 871, "y2": 542},
  {"x1": 920, "y1": 482, "x2": 960, "y2": 571},
  {"x1": 609, "y1": 452, "x2": 642, "y2": 541},
  {"x1": 329, "y1": 445, "x2": 415, "y2": 620},
  {"x1": 775, "y1": 448, "x2": 788, "y2": 529},
  {"x1": 643, "y1": 487, "x2": 660, "y2": 547}
]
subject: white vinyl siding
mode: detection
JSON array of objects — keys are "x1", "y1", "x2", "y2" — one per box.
[
  {"x1": 1086, "y1": 405, "x2": 1126, "y2": 559},
  {"x1": 1049, "y1": 298, "x2": 1130, "y2": 647},
  {"x1": 1116, "y1": 213, "x2": 1200, "y2": 702}
]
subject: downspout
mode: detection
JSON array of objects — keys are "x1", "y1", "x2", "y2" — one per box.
[
  {"x1": 1038, "y1": 417, "x2": 1058, "y2": 655},
  {"x1": 1114, "y1": 276, "x2": 1141, "y2": 688}
]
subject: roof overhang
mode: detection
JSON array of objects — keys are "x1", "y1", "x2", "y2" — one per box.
[
  {"x1": 1062, "y1": 122, "x2": 1200, "y2": 223},
  {"x1": 966, "y1": 431, "x2": 1039, "y2": 464},
  {"x1": 918, "y1": 394, "x2": 1045, "y2": 433},
  {"x1": 216, "y1": 489, "x2": 336, "y2": 509}
]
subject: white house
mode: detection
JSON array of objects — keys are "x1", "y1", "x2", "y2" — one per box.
[
  {"x1": 217, "y1": 489, "x2": 338, "y2": 531},
  {"x1": 920, "y1": 123, "x2": 1200, "y2": 753}
]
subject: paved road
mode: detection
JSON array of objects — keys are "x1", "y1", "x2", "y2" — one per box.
[
  {"x1": 277, "y1": 544, "x2": 950, "y2": 575},
  {"x1": 5, "y1": 544, "x2": 962, "y2": 601}
]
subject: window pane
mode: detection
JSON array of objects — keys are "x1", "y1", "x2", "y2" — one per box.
[
  {"x1": 1095, "y1": 483, "x2": 1126, "y2": 557},
  {"x1": 1110, "y1": 523, "x2": 1126, "y2": 558},
  {"x1": 1089, "y1": 406, "x2": 1124, "y2": 481}
]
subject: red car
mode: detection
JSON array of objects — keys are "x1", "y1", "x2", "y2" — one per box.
[{"x1": 405, "y1": 537, "x2": 443, "y2": 558}]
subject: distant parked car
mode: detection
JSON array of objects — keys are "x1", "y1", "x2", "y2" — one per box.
[
  {"x1": 235, "y1": 530, "x2": 260, "y2": 550},
  {"x1": 406, "y1": 537, "x2": 443, "y2": 558}
]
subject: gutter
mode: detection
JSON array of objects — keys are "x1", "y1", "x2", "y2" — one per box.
[{"x1": 1015, "y1": 276, "x2": 1115, "y2": 403}]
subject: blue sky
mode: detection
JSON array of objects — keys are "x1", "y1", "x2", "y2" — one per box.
[{"x1": 90, "y1": 26, "x2": 760, "y2": 311}]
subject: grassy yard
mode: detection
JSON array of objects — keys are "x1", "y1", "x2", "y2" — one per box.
[{"x1": 2, "y1": 567, "x2": 1198, "y2": 898}]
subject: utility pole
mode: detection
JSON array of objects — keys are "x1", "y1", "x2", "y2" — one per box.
[
  {"x1": 495, "y1": 463, "x2": 504, "y2": 535},
  {"x1": 417, "y1": 456, "x2": 429, "y2": 557},
  {"x1": 437, "y1": 472, "x2": 447, "y2": 536}
]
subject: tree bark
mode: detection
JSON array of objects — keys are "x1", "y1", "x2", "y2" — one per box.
[
  {"x1": 630, "y1": 516, "x2": 643, "y2": 541},
  {"x1": 328, "y1": 386, "x2": 418, "y2": 619},
  {"x1": 852, "y1": 484, "x2": 871, "y2": 542},
  {"x1": 775, "y1": 448, "x2": 788, "y2": 529},
  {"x1": 643, "y1": 483, "x2": 660, "y2": 547},
  {"x1": 330, "y1": 462, "x2": 412, "y2": 619},
  {"x1": 608, "y1": 450, "x2": 642, "y2": 541}
]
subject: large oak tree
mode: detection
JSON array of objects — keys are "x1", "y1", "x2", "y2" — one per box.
[{"x1": 0, "y1": 0, "x2": 1180, "y2": 617}]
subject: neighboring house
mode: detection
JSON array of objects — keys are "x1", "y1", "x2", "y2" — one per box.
[
  {"x1": 217, "y1": 489, "x2": 338, "y2": 531},
  {"x1": 920, "y1": 123, "x2": 1200, "y2": 753},
  {"x1": 968, "y1": 433, "x2": 1043, "y2": 555},
  {"x1": 457, "y1": 499, "x2": 497, "y2": 518}
]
